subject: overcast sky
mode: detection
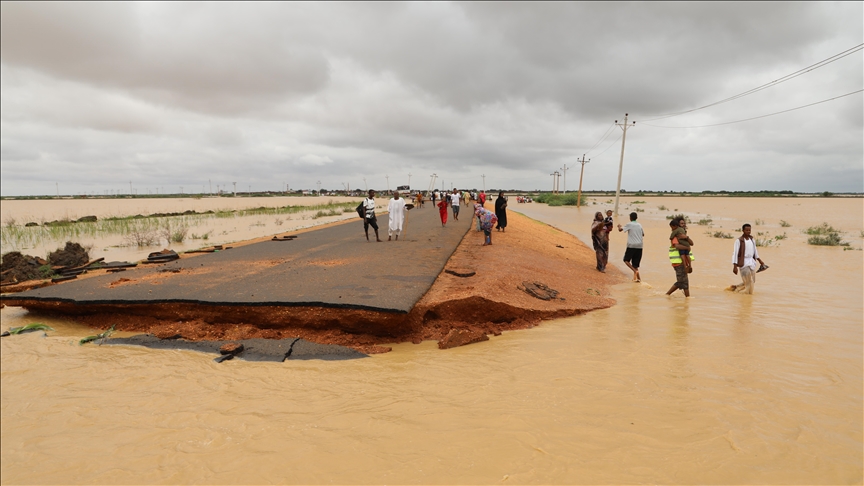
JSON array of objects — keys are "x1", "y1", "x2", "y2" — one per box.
[{"x1": 1, "y1": 2, "x2": 862, "y2": 196}]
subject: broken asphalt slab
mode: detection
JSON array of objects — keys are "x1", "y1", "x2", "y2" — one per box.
[{"x1": 1, "y1": 205, "x2": 472, "y2": 314}]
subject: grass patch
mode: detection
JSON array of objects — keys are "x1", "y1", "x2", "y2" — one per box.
[
  {"x1": 805, "y1": 223, "x2": 839, "y2": 235},
  {"x1": 710, "y1": 231, "x2": 734, "y2": 239},
  {"x1": 808, "y1": 233, "x2": 849, "y2": 246},
  {"x1": 779, "y1": 220, "x2": 791, "y2": 227},
  {"x1": 534, "y1": 193, "x2": 587, "y2": 206},
  {"x1": 696, "y1": 218, "x2": 713, "y2": 226}
]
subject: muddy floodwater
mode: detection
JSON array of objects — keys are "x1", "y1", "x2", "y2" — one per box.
[{"x1": 1, "y1": 196, "x2": 862, "y2": 484}]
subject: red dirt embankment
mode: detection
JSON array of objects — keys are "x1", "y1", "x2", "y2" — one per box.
[{"x1": 12, "y1": 211, "x2": 625, "y2": 353}]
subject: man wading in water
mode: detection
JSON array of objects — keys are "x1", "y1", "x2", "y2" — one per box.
[
  {"x1": 362, "y1": 190, "x2": 381, "y2": 242},
  {"x1": 666, "y1": 219, "x2": 690, "y2": 297},
  {"x1": 731, "y1": 223, "x2": 767, "y2": 294}
]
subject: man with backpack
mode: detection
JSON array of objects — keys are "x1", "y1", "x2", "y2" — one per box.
[{"x1": 357, "y1": 189, "x2": 381, "y2": 242}]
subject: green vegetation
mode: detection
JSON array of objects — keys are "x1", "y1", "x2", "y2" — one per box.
[
  {"x1": 657, "y1": 205, "x2": 668, "y2": 210},
  {"x1": 710, "y1": 231, "x2": 734, "y2": 239},
  {"x1": 631, "y1": 200, "x2": 646, "y2": 204},
  {"x1": 808, "y1": 233, "x2": 849, "y2": 246},
  {"x1": 3, "y1": 323, "x2": 54, "y2": 336},
  {"x1": 779, "y1": 220, "x2": 792, "y2": 227},
  {"x1": 534, "y1": 193, "x2": 587, "y2": 207},
  {"x1": 805, "y1": 223, "x2": 839, "y2": 235},
  {"x1": 0, "y1": 200, "x2": 357, "y2": 250},
  {"x1": 696, "y1": 218, "x2": 713, "y2": 226},
  {"x1": 80, "y1": 325, "x2": 116, "y2": 345},
  {"x1": 805, "y1": 222, "x2": 848, "y2": 246}
]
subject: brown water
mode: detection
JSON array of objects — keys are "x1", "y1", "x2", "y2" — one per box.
[{"x1": 2, "y1": 197, "x2": 862, "y2": 484}]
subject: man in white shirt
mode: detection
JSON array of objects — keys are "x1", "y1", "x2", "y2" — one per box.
[
  {"x1": 617, "y1": 212, "x2": 644, "y2": 282},
  {"x1": 362, "y1": 190, "x2": 381, "y2": 242},
  {"x1": 387, "y1": 192, "x2": 407, "y2": 241},
  {"x1": 450, "y1": 189, "x2": 461, "y2": 221},
  {"x1": 732, "y1": 223, "x2": 767, "y2": 294}
]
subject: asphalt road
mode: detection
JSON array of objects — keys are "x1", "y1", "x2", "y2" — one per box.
[{"x1": 3, "y1": 200, "x2": 473, "y2": 313}]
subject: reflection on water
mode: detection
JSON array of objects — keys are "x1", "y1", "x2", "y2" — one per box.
[{"x1": 1, "y1": 197, "x2": 862, "y2": 484}]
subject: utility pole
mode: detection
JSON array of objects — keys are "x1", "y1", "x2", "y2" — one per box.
[
  {"x1": 385, "y1": 175, "x2": 390, "y2": 192},
  {"x1": 56, "y1": 182, "x2": 59, "y2": 197},
  {"x1": 233, "y1": 182, "x2": 237, "y2": 197},
  {"x1": 614, "y1": 113, "x2": 636, "y2": 216},
  {"x1": 551, "y1": 171, "x2": 560, "y2": 194},
  {"x1": 560, "y1": 164, "x2": 568, "y2": 194},
  {"x1": 481, "y1": 174, "x2": 486, "y2": 192},
  {"x1": 209, "y1": 179, "x2": 212, "y2": 195},
  {"x1": 363, "y1": 177, "x2": 368, "y2": 191},
  {"x1": 129, "y1": 181, "x2": 133, "y2": 195},
  {"x1": 317, "y1": 180, "x2": 322, "y2": 195},
  {"x1": 407, "y1": 172, "x2": 412, "y2": 188},
  {"x1": 576, "y1": 154, "x2": 590, "y2": 208},
  {"x1": 428, "y1": 174, "x2": 437, "y2": 194}
]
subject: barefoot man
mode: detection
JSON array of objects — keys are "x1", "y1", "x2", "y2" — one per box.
[
  {"x1": 731, "y1": 223, "x2": 767, "y2": 294},
  {"x1": 387, "y1": 191, "x2": 407, "y2": 241},
  {"x1": 618, "y1": 211, "x2": 644, "y2": 282}
]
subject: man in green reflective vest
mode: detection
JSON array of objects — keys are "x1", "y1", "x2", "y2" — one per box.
[{"x1": 665, "y1": 219, "x2": 691, "y2": 297}]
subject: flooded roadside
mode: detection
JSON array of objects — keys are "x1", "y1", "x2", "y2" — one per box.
[
  {"x1": 1, "y1": 196, "x2": 862, "y2": 484},
  {"x1": 1, "y1": 196, "x2": 369, "y2": 264}
]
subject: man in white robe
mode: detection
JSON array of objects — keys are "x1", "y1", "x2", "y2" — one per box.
[
  {"x1": 732, "y1": 223, "x2": 768, "y2": 294},
  {"x1": 388, "y1": 192, "x2": 407, "y2": 241}
]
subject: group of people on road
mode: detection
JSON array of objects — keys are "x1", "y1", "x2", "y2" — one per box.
[
  {"x1": 592, "y1": 210, "x2": 767, "y2": 297},
  {"x1": 361, "y1": 189, "x2": 509, "y2": 247}
]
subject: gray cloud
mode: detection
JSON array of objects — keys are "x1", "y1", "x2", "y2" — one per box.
[{"x1": 1, "y1": 2, "x2": 862, "y2": 196}]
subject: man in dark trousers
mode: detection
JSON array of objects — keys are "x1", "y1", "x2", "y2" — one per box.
[{"x1": 362, "y1": 189, "x2": 381, "y2": 242}]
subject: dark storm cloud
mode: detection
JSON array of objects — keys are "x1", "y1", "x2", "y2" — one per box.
[{"x1": 1, "y1": 2, "x2": 861, "y2": 196}]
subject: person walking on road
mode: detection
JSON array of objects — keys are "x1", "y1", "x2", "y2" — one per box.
[
  {"x1": 495, "y1": 192, "x2": 508, "y2": 232},
  {"x1": 387, "y1": 191, "x2": 407, "y2": 241},
  {"x1": 591, "y1": 211, "x2": 609, "y2": 272},
  {"x1": 362, "y1": 190, "x2": 381, "y2": 242},
  {"x1": 618, "y1": 212, "x2": 644, "y2": 282},
  {"x1": 450, "y1": 189, "x2": 461, "y2": 220},
  {"x1": 437, "y1": 195, "x2": 448, "y2": 226},
  {"x1": 731, "y1": 223, "x2": 767, "y2": 294},
  {"x1": 666, "y1": 219, "x2": 690, "y2": 297}
]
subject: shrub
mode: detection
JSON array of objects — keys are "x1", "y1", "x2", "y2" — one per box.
[
  {"x1": 779, "y1": 220, "x2": 791, "y2": 227},
  {"x1": 123, "y1": 229, "x2": 159, "y2": 247},
  {"x1": 805, "y1": 223, "x2": 838, "y2": 235},
  {"x1": 533, "y1": 193, "x2": 587, "y2": 206},
  {"x1": 711, "y1": 231, "x2": 733, "y2": 239},
  {"x1": 808, "y1": 233, "x2": 849, "y2": 246},
  {"x1": 697, "y1": 218, "x2": 713, "y2": 226}
]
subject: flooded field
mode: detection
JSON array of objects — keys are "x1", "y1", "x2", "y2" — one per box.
[
  {"x1": 1, "y1": 196, "x2": 862, "y2": 484},
  {"x1": 0, "y1": 196, "x2": 369, "y2": 264}
]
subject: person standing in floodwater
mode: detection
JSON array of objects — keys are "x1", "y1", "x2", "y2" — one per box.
[
  {"x1": 591, "y1": 211, "x2": 609, "y2": 272},
  {"x1": 666, "y1": 219, "x2": 690, "y2": 297},
  {"x1": 732, "y1": 223, "x2": 767, "y2": 294},
  {"x1": 618, "y1": 211, "x2": 644, "y2": 282},
  {"x1": 362, "y1": 189, "x2": 381, "y2": 242}
]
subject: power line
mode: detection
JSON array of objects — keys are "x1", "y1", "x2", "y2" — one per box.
[
  {"x1": 638, "y1": 43, "x2": 864, "y2": 122},
  {"x1": 590, "y1": 132, "x2": 623, "y2": 159},
  {"x1": 641, "y1": 89, "x2": 863, "y2": 129},
  {"x1": 584, "y1": 122, "x2": 616, "y2": 156}
]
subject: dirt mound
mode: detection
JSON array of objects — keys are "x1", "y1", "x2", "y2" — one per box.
[
  {"x1": 1, "y1": 252, "x2": 45, "y2": 283},
  {"x1": 47, "y1": 242, "x2": 89, "y2": 268}
]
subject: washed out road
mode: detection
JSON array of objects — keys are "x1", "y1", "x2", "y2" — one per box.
[{"x1": 3, "y1": 202, "x2": 473, "y2": 313}]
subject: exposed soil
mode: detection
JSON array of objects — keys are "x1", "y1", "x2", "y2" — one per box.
[{"x1": 6, "y1": 211, "x2": 625, "y2": 353}]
